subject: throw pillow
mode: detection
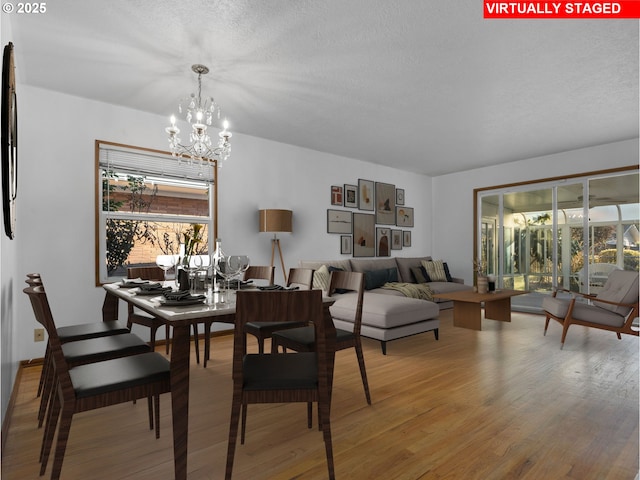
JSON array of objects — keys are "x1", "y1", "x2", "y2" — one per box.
[
  {"x1": 421, "y1": 260, "x2": 448, "y2": 282},
  {"x1": 313, "y1": 265, "x2": 331, "y2": 291},
  {"x1": 411, "y1": 266, "x2": 427, "y2": 283},
  {"x1": 364, "y1": 267, "x2": 398, "y2": 290},
  {"x1": 442, "y1": 262, "x2": 453, "y2": 282},
  {"x1": 411, "y1": 266, "x2": 432, "y2": 283}
]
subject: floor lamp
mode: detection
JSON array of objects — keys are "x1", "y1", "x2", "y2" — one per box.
[{"x1": 259, "y1": 209, "x2": 293, "y2": 283}]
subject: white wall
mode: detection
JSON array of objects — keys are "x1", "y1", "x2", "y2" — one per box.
[
  {"x1": 11, "y1": 85, "x2": 432, "y2": 367},
  {"x1": 431, "y1": 138, "x2": 639, "y2": 286}
]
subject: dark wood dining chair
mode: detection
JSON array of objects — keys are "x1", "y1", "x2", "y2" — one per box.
[
  {"x1": 202, "y1": 265, "x2": 275, "y2": 366},
  {"x1": 127, "y1": 266, "x2": 202, "y2": 363},
  {"x1": 244, "y1": 267, "x2": 315, "y2": 354},
  {"x1": 26, "y1": 276, "x2": 151, "y2": 431},
  {"x1": 25, "y1": 274, "x2": 130, "y2": 400},
  {"x1": 225, "y1": 289, "x2": 337, "y2": 480},
  {"x1": 271, "y1": 270, "x2": 372, "y2": 406},
  {"x1": 24, "y1": 285, "x2": 172, "y2": 480}
]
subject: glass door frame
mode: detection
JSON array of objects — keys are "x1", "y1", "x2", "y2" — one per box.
[{"x1": 473, "y1": 165, "x2": 638, "y2": 307}]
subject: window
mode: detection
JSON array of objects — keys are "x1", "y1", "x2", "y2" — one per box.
[{"x1": 95, "y1": 140, "x2": 217, "y2": 284}]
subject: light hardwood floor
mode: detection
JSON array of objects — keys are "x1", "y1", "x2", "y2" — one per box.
[{"x1": 2, "y1": 310, "x2": 638, "y2": 479}]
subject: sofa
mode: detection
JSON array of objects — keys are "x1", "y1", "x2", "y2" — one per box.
[{"x1": 299, "y1": 256, "x2": 473, "y2": 354}]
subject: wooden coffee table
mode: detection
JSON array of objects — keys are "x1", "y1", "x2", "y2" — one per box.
[{"x1": 432, "y1": 289, "x2": 527, "y2": 330}]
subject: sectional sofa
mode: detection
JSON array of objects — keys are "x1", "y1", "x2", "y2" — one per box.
[{"x1": 299, "y1": 256, "x2": 472, "y2": 354}]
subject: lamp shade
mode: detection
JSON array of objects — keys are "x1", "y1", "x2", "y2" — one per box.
[{"x1": 259, "y1": 209, "x2": 293, "y2": 233}]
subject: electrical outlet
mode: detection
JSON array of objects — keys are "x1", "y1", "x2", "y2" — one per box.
[{"x1": 34, "y1": 328, "x2": 45, "y2": 342}]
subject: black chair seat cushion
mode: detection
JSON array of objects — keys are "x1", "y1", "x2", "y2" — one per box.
[
  {"x1": 70, "y1": 352, "x2": 170, "y2": 398},
  {"x1": 57, "y1": 321, "x2": 130, "y2": 342},
  {"x1": 243, "y1": 353, "x2": 318, "y2": 390},
  {"x1": 273, "y1": 326, "x2": 353, "y2": 348},
  {"x1": 61, "y1": 333, "x2": 151, "y2": 364},
  {"x1": 245, "y1": 321, "x2": 306, "y2": 335}
]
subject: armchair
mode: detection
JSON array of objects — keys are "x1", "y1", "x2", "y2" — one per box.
[{"x1": 543, "y1": 270, "x2": 639, "y2": 349}]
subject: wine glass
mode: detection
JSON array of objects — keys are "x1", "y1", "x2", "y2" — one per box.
[
  {"x1": 228, "y1": 255, "x2": 250, "y2": 292},
  {"x1": 187, "y1": 255, "x2": 203, "y2": 295},
  {"x1": 213, "y1": 255, "x2": 235, "y2": 304},
  {"x1": 156, "y1": 255, "x2": 175, "y2": 287}
]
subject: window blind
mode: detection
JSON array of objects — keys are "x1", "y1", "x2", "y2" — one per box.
[{"x1": 98, "y1": 142, "x2": 215, "y2": 183}]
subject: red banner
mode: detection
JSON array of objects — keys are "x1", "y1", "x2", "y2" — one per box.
[{"x1": 484, "y1": 1, "x2": 640, "y2": 18}]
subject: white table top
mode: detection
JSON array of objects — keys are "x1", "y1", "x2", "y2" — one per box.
[
  {"x1": 104, "y1": 283, "x2": 335, "y2": 324},
  {"x1": 104, "y1": 282, "x2": 237, "y2": 322}
]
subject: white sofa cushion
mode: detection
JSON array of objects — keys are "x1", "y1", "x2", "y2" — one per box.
[{"x1": 330, "y1": 291, "x2": 439, "y2": 329}]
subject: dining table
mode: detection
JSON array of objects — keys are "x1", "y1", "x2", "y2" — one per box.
[{"x1": 101, "y1": 282, "x2": 335, "y2": 480}]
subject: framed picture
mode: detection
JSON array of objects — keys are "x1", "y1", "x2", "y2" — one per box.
[
  {"x1": 344, "y1": 184, "x2": 358, "y2": 208},
  {"x1": 403, "y1": 230, "x2": 412, "y2": 247},
  {"x1": 376, "y1": 227, "x2": 391, "y2": 257},
  {"x1": 327, "y1": 209, "x2": 352, "y2": 234},
  {"x1": 396, "y1": 188, "x2": 405, "y2": 206},
  {"x1": 352, "y1": 213, "x2": 375, "y2": 257},
  {"x1": 396, "y1": 206, "x2": 414, "y2": 227},
  {"x1": 391, "y1": 229, "x2": 403, "y2": 250},
  {"x1": 340, "y1": 235, "x2": 352, "y2": 254},
  {"x1": 375, "y1": 182, "x2": 396, "y2": 225},
  {"x1": 331, "y1": 185, "x2": 343, "y2": 206},
  {"x1": 358, "y1": 179, "x2": 374, "y2": 211}
]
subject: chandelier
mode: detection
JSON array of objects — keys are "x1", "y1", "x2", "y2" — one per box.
[{"x1": 165, "y1": 64, "x2": 232, "y2": 167}]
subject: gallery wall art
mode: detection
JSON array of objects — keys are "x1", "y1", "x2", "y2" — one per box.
[{"x1": 326, "y1": 179, "x2": 415, "y2": 257}]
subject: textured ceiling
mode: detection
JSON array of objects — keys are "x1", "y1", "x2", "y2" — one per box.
[{"x1": 6, "y1": 0, "x2": 639, "y2": 175}]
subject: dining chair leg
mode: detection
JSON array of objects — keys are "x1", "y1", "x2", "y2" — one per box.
[
  {"x1": 154, "y1": 394, "x2": 161, "y2": 439},
  {"x1": 318, "y1": 397, "x2": 335, "y2": 480},
  {"x1": 38, "y1": 359, "x2": 55, "y2": 427},
  {"x1": 149, "y1": 327, "x2": 157, "y2": 351},
  {"x1": 37, "y1": 344, "x2": 51, "y2": 397},
  {"x1": 147, "y1": 396, "x2": 154, "y2": 431},
  {"x1": 225, "y1": 393, "x2": 242, "y2": 480},
  {"x1": 355, "y1": 340, "x2": 372, "y2": 405},
  {"x1": 203, "y1": 321, "x2": 212, "y2": 367},
  {"x1": 192, "y1": 324, "x2": 200, "y2": 364},
  {"x1": 307, "y1": 402, "x2": 313, "y2": 429},
  {"x1": 39, "y1": 389, "x2": 61, "y2": 474},
  {"x1": 50, "y1": 404, "x2": 75, "y2": 480},
  {"x1": 240, "y1": 402, "x2": 248, "y2": 445}
]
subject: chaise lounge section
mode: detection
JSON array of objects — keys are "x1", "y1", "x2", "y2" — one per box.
[{"x1": 299, "y1": 256, "x2": 472, "y2": 354}]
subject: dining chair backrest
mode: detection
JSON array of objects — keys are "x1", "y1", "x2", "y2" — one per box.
[
  {"x1": 243, "y1": 265, "x2": 275, "y2": 285},
  {"x1": 127, "y1": 266, "x2": 164, "y2": 281},
  {"x1": 25, "y1": 275, "x2": 43, "y2": 286},
  {"x1": 328, "y1": 270, "x2": 365, "y2": 335},
  {"x1": 235, "y1": 289, "x2": 322, "y2": 357},
  {"x1": 287, "y1": 268, "x2": 315, "y2": 289},
  {"x1": 23, "y1": 286, "x2": 73, "y2": 392}
]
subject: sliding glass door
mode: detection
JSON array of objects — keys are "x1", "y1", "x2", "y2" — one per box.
[{"x1": 477, "y1": 169, "x2": 638, "y2": 312}]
